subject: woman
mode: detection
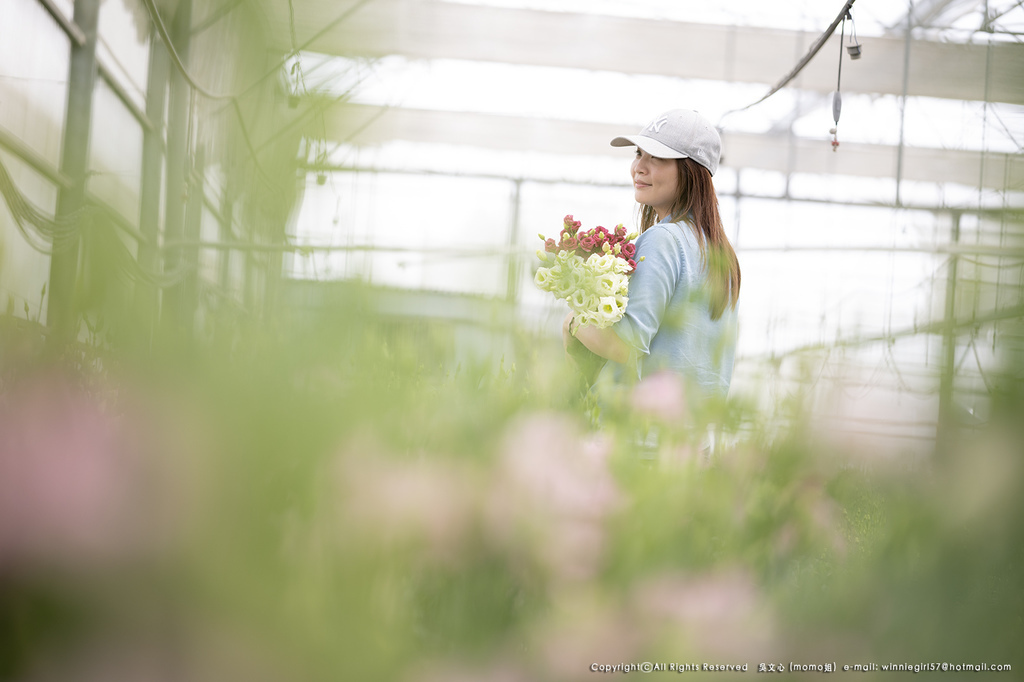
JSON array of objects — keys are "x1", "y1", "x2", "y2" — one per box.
[{"x1": 563, "y1": 109, "x2": 740, "y2": 407}]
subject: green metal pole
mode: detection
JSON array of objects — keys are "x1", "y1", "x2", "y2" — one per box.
[
  {"x1": 937, "y1": 211, "x2": 961, "y2": 455},
  {"x1": 182, "y1": 147, "x2": 205, "y2": 332},
  {"x1": 46, "y1": 0, "x2": 101, "y2": 346},
  {"x1": 161, "y1": 0, "x2": 193, "y2": 339},
  {"x1": 135, "y1": 39, "x2": 170, "y2": 343}
]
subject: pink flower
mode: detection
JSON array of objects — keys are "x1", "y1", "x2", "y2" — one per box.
[
  {"x1": 0, "y1": 373, "x2": 172, "y2": 569},
  {"x1": 632, "y1": 569, "x2": 776, "y2": 660},
  {"x1": 626, "y1": 258, "x2": 637, "y2": 272},
  {"x1": 334, "y1": 443, "x2": 480, "y2": 565},
  {"x1": 621, "y1": 242, "x2": 636, "y2": 258},
  {"x1": 560, "y1": 236, "x2": 579, "y2": 251},
  {"x1": 484, "y1": 414, "x2": 620, "y2": 582},
  {"x1": 630, "y1": 370, "x2": 689, "y2": 423},
  {"x1": 579, "y1": 236, "x2": 596, "y2": 252},
  {"x1": 562, "y1": 214, "x2": 582, "y2": 234},
  {"x1": 535, "y1": 598, "x2": 643, "y2": 681},
  {"x1": 615, "y1": 224, "x2": 627, "y2": 238},
  {"x1": 545, "y1": 238, "x2": 558, "y2": 253}
]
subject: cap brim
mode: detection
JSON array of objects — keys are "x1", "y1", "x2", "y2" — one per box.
[{"x1": 610, "y1": 134, "x2": 688, "y2": 160}]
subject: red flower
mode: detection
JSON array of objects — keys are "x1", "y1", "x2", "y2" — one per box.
[
  {"x1": 627, "y1": 258, "x2": 637, "y2": 272},
  {"x1": 621, "y1": 242, "x2": 636, "y2": 258},
  {"x1": 615, "y1": 225, "x2": 627, "y2": 239}
]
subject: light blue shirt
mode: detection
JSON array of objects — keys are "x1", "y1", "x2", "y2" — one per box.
[{"x1": 598, "y1": 217, "x2": 737, "y2": 399}]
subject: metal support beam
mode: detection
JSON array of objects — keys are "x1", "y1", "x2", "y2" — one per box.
[
  {"x1": 161, "y1": 0, "x2": 193, "y2": 338},
  {"x1": 0, "y1": 125, "x2": 72, "y2": 189},
  {"x1": 505, "y1": 179, "x2": 522, "y2": 303},
  {"x1": 301, "y1": 160, "x2": 1024, "y2": 220},
  {"x1": 181, "y1": 146, "x2": 204, "y2": 336},
  {"x1": 273, "y1": 0, "x2": 1024, "y2": 105},
  {"x1": 217, "y1": 186, "x2": 235, "y2": 295},
  {"x1": 97, "y1": 62, "x2": 156, "y2": 133},
  {"x1": 319, "y1": 104, "x2": 1024, "y2": 191},
  {"x1": 46, "y1": 0, "x2": 100, "y2": 345},
  {"x1": 937, "y1": 211, "x2": 962, "y2": 455},
  {"x1": 36, "y1": 0, "x2": 86, "y2": 46},
  {"x1": 135, "y1": 39, "x2": 170, "y2": 342}
]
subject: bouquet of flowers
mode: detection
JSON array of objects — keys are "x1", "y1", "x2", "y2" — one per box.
[{"x1": 534, "y1": 215, "x2": 641, "y2": 329}]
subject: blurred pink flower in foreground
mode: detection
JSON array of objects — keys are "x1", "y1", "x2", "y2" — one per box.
[
  {"x1": 630, "y1": 370, "x2": 689, "y2": 423},
  {"x1": 409, "y1": 659, "x2": 532, "y2": 682},
  {"x1": 0, "y1": 374, "x2": 154, "y2": 568},
  {"x1": 333, "y1": 440, "x2": 480, "y2": 563},
  {"x1": 632, "y1": 569, "x2": 777, "y2": 660},
  {"x1": 534, "y1": 591, "x2": 644, "y2": 682},
  {"x1": 485, "y1": 413, "x2": 620, "y2": 582}
]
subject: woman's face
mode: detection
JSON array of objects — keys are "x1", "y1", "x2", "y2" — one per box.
[{"x1": 631, "y1": 149, "x2": 679, "y2": 221}]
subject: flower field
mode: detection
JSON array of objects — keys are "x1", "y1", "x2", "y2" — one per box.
[{"x1": 1, "y1": 305, "x2": 1022, "y2": 681}]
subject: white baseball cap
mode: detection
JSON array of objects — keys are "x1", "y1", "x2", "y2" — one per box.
[{"x1": 611, "y1": 109, "x2": 721, "y2": 176}]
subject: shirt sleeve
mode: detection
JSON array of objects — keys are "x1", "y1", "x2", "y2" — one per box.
[{"x1": 612, "y1": 225, "x2": 686, "y2": 367}]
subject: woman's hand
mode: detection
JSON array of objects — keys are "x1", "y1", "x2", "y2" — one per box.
[
  {"x1": 562, "y1": 311, "x2": 578, "y2": 349},
  {"x1": 561, "y1": 311, "x2": 630, "y2": 365},
  {"x1": 573, "y1": 319, "x2": 631, "y2": 365}
]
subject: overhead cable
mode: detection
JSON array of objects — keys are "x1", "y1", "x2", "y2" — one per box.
[
  {"x1": 141, "y1": 0, "x2": 375, "y2": 102},
  {"x1": 721, "y1": 0, "x2": 857, "y2": 120},
  {"x1": 139, "y1": 0, "x2": 375, "y2": 186}
]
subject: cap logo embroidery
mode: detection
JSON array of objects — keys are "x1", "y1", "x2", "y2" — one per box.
[{"x1": 646, "y1": 116, "x2": 669, "y2": 133}]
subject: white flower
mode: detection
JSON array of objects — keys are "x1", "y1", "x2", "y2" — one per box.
[
  {"x1": 534, "y1": 266, "x2": 554, "y2": 290},
  {"x1": 556, "y1": 251, "x2": 582, "y2": 267},
  {"x1": 568, "y1": 288, "x2": 588, "y2": 311},
  {"x1": 612, "y1": 273, "x2": 629, "y2": 294},
  {"x1": 587, "y1": 254, "x2": 615, "y2": 272},
  {"x1": 551, "y1": 275, "x2": 573, "y2": 300},
  {"x1": 596, "y1": 295, "x2": 626, "y2": 326},
  {"x1": 595, "y1": 273, "x2": 618, "y2": 297}
]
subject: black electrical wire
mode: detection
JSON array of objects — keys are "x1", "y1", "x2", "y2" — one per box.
[
  {"x1": 721, "y1": 0, "x2": 858, "y2": 119},
  {"x1": 139, "y1": 0, "x2": 375, "y2": 186},
  {"x1": 1, "y1": 155, "x2": 191, "y2": 286},
  {"x1": 0, "y1": 155, "x2": 80, "y2": 254},
  {"x1": 141, "y1": 0, "x2": 375, "y2": 102},
  {"x1": 837, "y1": 13, "x2": 846, "y2": 95}
]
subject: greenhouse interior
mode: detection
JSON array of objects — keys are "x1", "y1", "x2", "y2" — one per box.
[{"x1": 2, "y1": 0, "x2": 1023, "y2": 679}]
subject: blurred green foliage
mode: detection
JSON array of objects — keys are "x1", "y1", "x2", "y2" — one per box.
[{"x1": 1, "y1": 296, "x2": 1022, "y2": 681}]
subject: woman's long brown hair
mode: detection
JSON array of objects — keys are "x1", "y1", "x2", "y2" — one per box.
[{"x1": 638, "y1": 157, "x2": 740, "y2": 321}]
